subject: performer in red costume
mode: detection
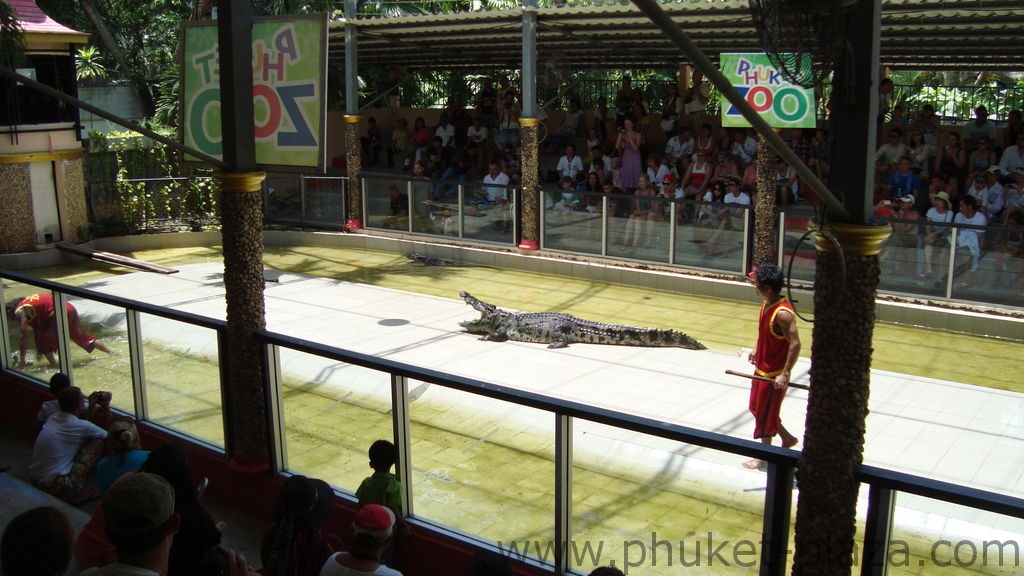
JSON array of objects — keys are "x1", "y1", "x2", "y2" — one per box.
[
  {"x1": 6, "y1": 293, "x2": 112, "y2": 369},
  {"x1": 742, "y1": 264, "x2": 801, "y2": 470}
]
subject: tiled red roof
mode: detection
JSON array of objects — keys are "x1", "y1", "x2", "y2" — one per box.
[{"x1": 6, "y1": 0, "x2": 86, "y2": 36}]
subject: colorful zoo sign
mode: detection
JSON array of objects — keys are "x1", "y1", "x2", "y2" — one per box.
[
  {"x1": 182, "y1": 16, "x2": 327, "y2": 169},
  {"x1": 719, "y1": 53, "x2": 816, "y2": 129}
]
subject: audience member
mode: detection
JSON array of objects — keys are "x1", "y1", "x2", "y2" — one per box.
[
  {"x1": 681, "y1": 150, "x2": 714, "y2": 219},
  {"x1": 261, "y1": 475, "x2": 342, "y2": 576},
  {"x1": 934, "y1": 131, "x2": 966, "y2": 194},
  {"x1": 556, "y1": 143, "x2": 584, "y2": 182},
  {"x1": 362, "y1": 117, "x2": 384, "y2": 166},
  {"x1": 962, "y1": 105, "x2": 997, "y2": 148},
  {"x1": 475, "y1": 78, "x2": 498, "y2": 132},
  {"x1": 684, "y1": 70, "x2": 710, "y2": 131},
  {"x1": 96, "y1": 419, "x2": 150, "y2": 494},
  {"x1": 6, "y1": 293, "x2": 112, "y2": 369},
  {"x1": 587, "y1": 145, "x2": 612, "y2": 184},
  {"x1": 920, "y1": 191, "x2": 955, "y2": 279},
  {"x1": 907, "y1": 131, "x2": 935, "y2": 179},
  {"x1": 998, "y1": 132, "x2": 1024, "y2": 176},
  {"x1": 774, "y1": 158, "x2": 800, "y2": 205},
  {"x1": 318, "y1": 505, "x2": 401, "y2": 576},
  {"x1": 38, "y1": 372, "x2": 112, "y2": 428},
  {"x1": 545, "y1": 99, "x2": 583, "y2": 151},
  {"x1": 622, "y1": 174, "x2": 661, "y2": 248},
  {"x1": 966, "y1": 170, "x2": 1003, "y2": 224},
  {"x1": 409, "y1": 117, "x2": 431, "y2": 165},
  {"x1": 881, "y1": 156, "x2": 923, "y2": 202},
  {"x1": 613, "y1": 76, "x2": 633, "y2": 128},
  {"x1": 882, "y1": 195, "x2": 921, "y2": 275},
  {"x1": 434, "y1": 113, "x2": 456, "y2": 151},
  {"x1": 1004, "y1": 109, "x2": 1022, "y2": 149},
  {"x1": 590, "y1": 567, "x2": 626, "y2": 576},
  {"x1": 808, "y1": 128, "x2": 832, "y2": 180},
  {"x1": 382, "y1": 185, "x2": 409, "y2": 230},
  {"x1": 966, "y1": 136, "x2": 997, "y2": 183},
  {"x1": 664, "y1": 126, "x2": 695, "y2": 174},
  {"x1": 911, "y1": 103, "x2": 940, "y2": 147},
  {"x1": 388, "y1": 118, "x2": 410, "y2": 170},
  {"x1": 953, "y1": 195, "x2": 986, "y2": 287},
  {"x1": 660, "y1": 83, "x2": 682, "y2": 135},
  {"x1": 615, "y1": 117, "x2": 643, "y2": 190},
  {"x1": 142, "y1": 444, "x2": 225, "y2": 576},
  {"x1": 30, "y1": 386, "x2": 107, "y2": 504},
  {"x1": 875, "y1": 128, "x2": 908, "y2": 185},
  {"x1": 1, "y1": 505, "x2": 74, "y2": 576},
  {"x1": 495, "y1": 91, "x2": 521, "y2": 149},
  {"x1": 80, "y1": 472, "x2": 179, "y2": 576}
]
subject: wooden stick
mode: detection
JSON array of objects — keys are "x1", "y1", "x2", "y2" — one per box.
[{"x1": 725, "y1": 369, "x2": 810, "y2": 391}]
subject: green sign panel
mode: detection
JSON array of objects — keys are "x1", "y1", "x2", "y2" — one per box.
[
  {"x1": 182, "y1": 16, "x2": 326, "y2": 169},
  {"x1": 719, "y1": 53, "x2": 816, "y2": 129}
]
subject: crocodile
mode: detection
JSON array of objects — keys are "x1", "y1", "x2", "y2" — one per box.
[
  {"x1": 404, "y1": 252, "x2": 458, "y2": 266},
  {"x1": 459, "y1": 291, "x2": 706, "y2": 350}
]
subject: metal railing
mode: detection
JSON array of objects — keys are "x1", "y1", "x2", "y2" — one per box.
[{"x1": 2, "y1": 269, "x2": 1023, "y2": 576}]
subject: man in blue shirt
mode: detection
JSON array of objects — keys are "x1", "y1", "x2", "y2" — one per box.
[{"x1": 881, "y1": 156, "x2": 922, "y2": 202}]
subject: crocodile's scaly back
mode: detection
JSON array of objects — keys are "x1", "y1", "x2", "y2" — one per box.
[{"x1": 459, "y1": 292, "x2": 705, "y2": 350}]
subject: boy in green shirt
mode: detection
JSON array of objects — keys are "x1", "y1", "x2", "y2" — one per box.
[{"x1": 356, "y1": 440, "x2": 411, "y2": 562}]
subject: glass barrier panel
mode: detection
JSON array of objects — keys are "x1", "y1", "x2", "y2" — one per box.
[
  {"x1": 3, "y1": 286, "x2": 55, "y2": 378},
  {"x1": 673, "y1": 201, "x2": 731, "y2": 270},
  {"x1": 411, "y1": 176, "x2": 441, "y2": 235},
  {"x1": 364, "y1": 175, "x2": 413, "y2": 232},
  {"x1": 878, "y1": 218, "x2": 927, "y2": 294},
  {"x1": 464, "y1": 184, "x2": 515, "y2": 243},
  {"x1": 572, "y1": 421, "x2": 766, "y2": 576},
  {"x1": 264, "y1": 173, "x2": 303, "y2": 223},
  {"x1": 888, "y1": 492, "x2": 1024, "y2": 575},
  {"x1": 782, "y1": 210, "x2": 815, "y2": 284},
  {"x1": 604, "y1": 193, "x2": 670, "y2": 264},
  {"x1": 302, "y1": 176, "x2": 346, "y2": 227},
  {"x1": 543, "y1": 189, "x2": 604, "y2": 254},
  {"x1": 65, "y1": 296, "x2": 133, "y2": 415},
  {"x1": 692, "y1": 203, "x2": 748, "y2": 273},
  {"x1": 950, "y1": 221, "x2": 1021, "y2": 306},
  {"x1": 277, "y1": 348, "x2": 393, "y2": 493},
  {"x1": 407, "y1": 381, "x2": 555, "y2": 550},
  {"x1": 138, "y1": 313, "x2": 224, "y2": 446}
]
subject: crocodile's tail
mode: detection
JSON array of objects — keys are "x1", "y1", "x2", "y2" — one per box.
[{"x1": 634, "y1": 328, "x2": 706, "y2": 349}]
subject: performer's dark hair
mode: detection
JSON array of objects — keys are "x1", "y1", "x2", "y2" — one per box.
[{"x1": 755, "y1": 264, "x2": 785, "y2": 294}]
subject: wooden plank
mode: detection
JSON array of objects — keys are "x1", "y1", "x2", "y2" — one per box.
[{"x1": 56, "y1": 242, "x2": 179, "y2": 275}]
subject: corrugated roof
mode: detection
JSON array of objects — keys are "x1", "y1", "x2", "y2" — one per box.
[{"x1": 328, "y1": 0, "x2": 1024, "y2": 72}]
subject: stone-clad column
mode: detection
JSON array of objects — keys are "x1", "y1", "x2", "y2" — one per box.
[
  {"x1": 793, "y1": 221, "x2": 891, "y2": 574},
  {"x1": 518, "y1": 117, "x2": 540, "y2": 250},
  {"x1": 752, "y1": 133, "x2": 775, "y2": 268},
  {"x1": 215, "y1": 171, "x2": 269, "y2": 474},
  {"x1": 344, "y1": 115, "x2": 363, "y2": 230}
]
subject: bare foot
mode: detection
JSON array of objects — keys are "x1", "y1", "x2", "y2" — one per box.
[
  {"x1": 783, "y1": 437, "x2": 799, "y2": 449},
  {"x1": 741, "y1": 458, "x2": 764, "y2": 470}
]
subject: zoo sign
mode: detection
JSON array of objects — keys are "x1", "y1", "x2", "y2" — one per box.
[
  {"x1": 182, "y1": 16, "x2": 327, "y2": 169},
  {"x1": 719, "y1": 53, "x2": 816, "y2": 129}
]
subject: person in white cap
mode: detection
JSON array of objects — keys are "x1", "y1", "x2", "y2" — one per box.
[{"x1": 319, "y1": 505, "x2": 401, "y2": 576}]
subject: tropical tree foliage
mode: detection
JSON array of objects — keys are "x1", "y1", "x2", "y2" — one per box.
[{"x1": 0, "y1": 0, "x2": 25, "y2": 69}]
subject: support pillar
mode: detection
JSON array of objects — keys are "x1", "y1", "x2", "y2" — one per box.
[
  {"x1": 518, "y1": 117, "x2": 540, "y2": 250},
  {"x1": 216, "y1": 170, "x2": 270, "y2": 474},
  {"x1": 344, "y1": 115, "x2": 363, "y2": 230},
  {"x1": 793, "y1": 222, "x2": 890, "y2": 574},
  {"x1": 752, "y1": 133, "x2": 775, "y2": 268}
]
